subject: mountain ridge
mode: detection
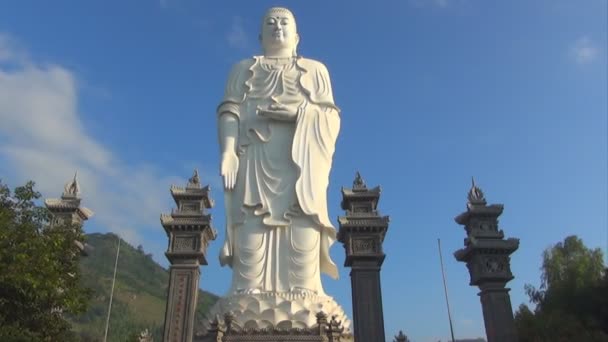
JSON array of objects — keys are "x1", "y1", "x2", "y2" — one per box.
[{"x1": 69, "y1": 232, "x2": 218, "y2": 341}]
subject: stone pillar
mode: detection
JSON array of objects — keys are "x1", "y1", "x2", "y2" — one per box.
[
  {"x1": 453, "y1": 179, "x2": 520, "y2": 342},
  {"x1": 161, "y1": 170, "x2": 216, "y2": 342},
  {"x1": 44, "y1": 172, "x2": 94, "y2": 254},
  {"x1": 338, "y1": 172, "x2": 389, "y2": 342}
]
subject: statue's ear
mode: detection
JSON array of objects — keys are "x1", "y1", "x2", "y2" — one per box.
[{"x1": 292, "y1": 34, "x2": 300, "y2": 56}]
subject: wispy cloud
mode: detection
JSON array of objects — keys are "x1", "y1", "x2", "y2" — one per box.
[
  {"x1": 0, "y1": 33, "x2": 18, "y2": 62},
  {"x1": 0, "y1": 32, "x2": 205, "y2": 262},
  {"x1": 569, "y1": 36, "x2": 599, "y2": 65},
  {"x1": 227, "y1": 16, "x2": 249, "y2": 50},
  {"x1": 0, "y1": 33, "x2": 33, "y2": 68},
  {"x1": 409, "y1": 0, "x2": 452, "y2": 9}
]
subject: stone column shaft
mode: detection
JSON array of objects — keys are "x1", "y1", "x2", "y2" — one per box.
[
  {"x1": 350, "y1": 264, "x2": 385, "y2": 342},
  {"x1": 163, "y1": 265, "x2": 201, "y2": 342},
  {"x1": 479, "y1": 286, "x2": 517, "y2": 342}
]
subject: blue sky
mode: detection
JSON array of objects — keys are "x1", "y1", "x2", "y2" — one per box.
[{"x1": 0, "y1": 1, "x2": 606, "y2": 341}]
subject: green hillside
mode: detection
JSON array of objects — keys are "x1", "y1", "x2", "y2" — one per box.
[{"x1": 69, "y1": 233, "x2": 218, "y2": 341}]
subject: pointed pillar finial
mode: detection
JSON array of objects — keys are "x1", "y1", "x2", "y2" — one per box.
[
  {"x1": 353, "y1": 171, "x2": 367, "y2": 190},
  {"x1": 394, "y1": 330, "x2": 408, "y2": 342},
  {"x1": 62, "y1": 171, "x2": 81, "y2": 198},
  {"x1": 467, "y1": 176, "x2": 486, "y2": 206},
  {"x1": 188, "y1": 168, "x2": 201, "y2": 188}
]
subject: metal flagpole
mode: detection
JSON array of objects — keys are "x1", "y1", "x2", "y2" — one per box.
[
  {"x1": 103, "y1": 235, "x2": 121, "y2": 342},
  {"x1": 438, "y1": 238, "x2": 456, "y2": 342}
]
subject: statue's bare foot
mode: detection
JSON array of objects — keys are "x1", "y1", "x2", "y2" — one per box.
[
  {"x1": 236, "y1": 288, "x2": 261, "y2": 295},
  {"x1": 291, "y1": 287, "x2": 317, "y2": 297}
]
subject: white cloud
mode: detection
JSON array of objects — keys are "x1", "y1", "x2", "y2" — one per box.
[
  {"x1": 0, "y1": 32, "x2": 203, "y2": 260},
  {"x1": 570, "y1": 36, "x2": 599, "y2": 65},
  {"x1": 227, "y1": 16, "x2": 249, "y2": 49}
]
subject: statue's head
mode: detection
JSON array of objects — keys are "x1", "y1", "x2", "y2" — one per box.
[{"x1": 260, "y1": 7, "x2": 299, "y2": 57}]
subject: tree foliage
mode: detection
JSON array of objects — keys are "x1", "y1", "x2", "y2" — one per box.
[
  {"x1": 0, "y1": 181, "x2": 91, "y2": 341},
  {"x1": 515, "y1": 235, "x2": 608, "y2": 341}
]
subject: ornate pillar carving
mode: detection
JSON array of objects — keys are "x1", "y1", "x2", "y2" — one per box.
[
  {"x1": 44, "y1": 172, "x2": 93, "y2": 254},
  {"x1": 453, "y1": 179, "x2": 520, "y2": 342},
  {"x1": 161, "y1": 170, "x2": 216, "y2": 342},
  {"x1": 338, "y1": 173, "x2": 389, "y2": 342}
]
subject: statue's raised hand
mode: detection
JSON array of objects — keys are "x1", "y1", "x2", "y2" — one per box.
[
  {"x1": 257, "y1": 103, "x2": 298, "y2": 121},
  {"x1": 220, "y1": 151, "x2": 239, "y2": 190}
]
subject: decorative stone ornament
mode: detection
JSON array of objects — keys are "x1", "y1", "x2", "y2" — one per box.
[
  {"x1": 197, "y1": 311, "x2": 349, "y2": 342},
  {"x1": 45, "y1": 172, "x2": 94, "y2": 227},
  {"x1": 453, "y1": 179, "x2": 520, "y2": 342}
]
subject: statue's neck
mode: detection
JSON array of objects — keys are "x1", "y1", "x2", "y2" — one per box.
[
  {"x1": 261, "y1": 56, "x2": 294, "y2": 63},
  {"x1": 263, "y1": 47, "x2": 295, "y2": 58}
]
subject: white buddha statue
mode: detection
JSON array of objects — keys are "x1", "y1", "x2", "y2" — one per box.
[{"x1": 217, "y1": 7, "x2": 340, "y2": 297}]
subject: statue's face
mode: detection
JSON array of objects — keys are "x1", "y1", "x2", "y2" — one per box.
[{"x1": 260, "y1": 10, "x2": 298, "y2": 53}]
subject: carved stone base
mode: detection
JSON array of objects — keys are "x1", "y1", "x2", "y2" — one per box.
[
  {"x1": 195, "y1": 311, "x2": 352, "y2": 342},
  {"x1": 200, "y1": 292, "x2": 351, "y2": 333}
]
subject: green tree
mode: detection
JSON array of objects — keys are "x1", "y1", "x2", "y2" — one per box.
[
  {"x1": 0, "y1": 181, "x2": 91, "y2": 341},
  {"x1": 515, "y1": 235, "x2": 607, "y2": 341}
]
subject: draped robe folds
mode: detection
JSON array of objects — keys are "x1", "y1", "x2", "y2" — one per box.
[{"x1": 217, "y1": 56, "x2": 340, "y2": 295}]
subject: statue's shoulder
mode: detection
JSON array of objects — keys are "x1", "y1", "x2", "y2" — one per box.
[
  {"x1": 230, "y1": 58, "x2": 257, "y2": 71},
  {"x1": 224, "y1": 58, "x2": 257, "y2": 88},
  {"x1": 297, "y1": 57, "x2": 329, "y2": 73}
]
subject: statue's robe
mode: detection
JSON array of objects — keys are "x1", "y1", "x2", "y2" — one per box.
[{"x1": 217, "y1": 56, "x2": 340, "y2": 294}]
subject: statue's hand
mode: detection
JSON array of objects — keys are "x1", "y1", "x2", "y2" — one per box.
[
  {"x1": 219, "y1": 240, "x2": 233, "y2": 267},
  {"x1": 257, "y1": 103, "x2": 299, "y2": 121},
  {"x1": 220, "y1": 151, "x2": 239, "y2": 190}
]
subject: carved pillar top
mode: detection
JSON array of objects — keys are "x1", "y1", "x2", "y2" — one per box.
[
  {"x1": 161, "y1": 169, "x2": 217, "y2": 265},
  {"x1": 338, "y1": 172, "x2": 389, "y2": 267},
  {"x1": 44, "y1": 172, "x2": 93, "y2": 255},
  {"x1": 44, "y1": 172, "x2": 94, "y2": 225},
  {"x1": 453, "y1": 179, "x2": 519, "y2": 287}
]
